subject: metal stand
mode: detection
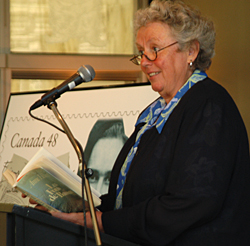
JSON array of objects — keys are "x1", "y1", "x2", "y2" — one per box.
[{"x1": 49, "y1": 101, "x2": 102, "y2": 246}]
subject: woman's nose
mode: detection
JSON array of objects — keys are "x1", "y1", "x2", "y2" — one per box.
[{"x1": 140, "y1": 54, "x2": 152, "y2": 67}]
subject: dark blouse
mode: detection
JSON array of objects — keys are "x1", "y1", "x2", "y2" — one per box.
[{"x1": 98, "y1": 77, "x2": 250, "y2": 246}]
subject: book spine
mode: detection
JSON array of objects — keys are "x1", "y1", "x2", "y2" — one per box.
[{"x1": 16, "y1": 186, "x2": 59, "y2": 212}]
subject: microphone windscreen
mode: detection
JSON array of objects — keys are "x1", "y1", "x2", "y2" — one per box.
[{"x1": 79, "y1": 65, "x2": 96, "y2": 82}]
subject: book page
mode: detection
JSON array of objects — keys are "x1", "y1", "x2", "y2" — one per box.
[
  {"x1": 17, "y1": 148, "x2": 68, "y2": 181},
  {"x1": 0, "y1": 154, "x2": 30, "y2": 205}
]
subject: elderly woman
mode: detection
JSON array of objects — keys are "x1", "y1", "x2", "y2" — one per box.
[{"x1": 51, "y1": 0, "x2": 250, "y2": 245}]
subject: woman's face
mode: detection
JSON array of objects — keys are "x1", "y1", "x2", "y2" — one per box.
[{"x1": 136, "y1": 22, "x2": 193, "y2": 103}]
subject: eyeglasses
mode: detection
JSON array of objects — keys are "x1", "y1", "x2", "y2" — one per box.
[{"x1": 130, "y1": 41, "x2": 178, "y2": 65}]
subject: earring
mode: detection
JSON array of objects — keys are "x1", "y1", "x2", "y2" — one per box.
[{"x1": 189, "y1": 60, "x2": 193, "y2": 68}]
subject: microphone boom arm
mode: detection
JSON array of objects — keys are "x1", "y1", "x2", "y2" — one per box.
[{"x1": 49, "y1": 101, "x2": 102, "y2": 246}]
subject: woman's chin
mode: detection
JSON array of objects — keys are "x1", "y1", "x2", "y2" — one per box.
[{"x1": 150, "y1": 82, "x2": 163, "y2": 94}]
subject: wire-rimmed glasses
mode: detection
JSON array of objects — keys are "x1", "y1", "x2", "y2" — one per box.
[{"x1": 130, "y1": 41, "x2": 178, "y2": 65}]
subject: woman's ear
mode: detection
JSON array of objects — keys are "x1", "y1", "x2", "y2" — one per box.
[{"x1": 188, "y1": 40, "x2": 200, "y2": 62}]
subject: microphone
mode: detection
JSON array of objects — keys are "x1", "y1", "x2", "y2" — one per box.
[{"x1": 30, "y1": 65, "x2": 95, "y2": 110}]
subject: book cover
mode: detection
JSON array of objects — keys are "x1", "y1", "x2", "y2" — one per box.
[
  {"x1": 17, "y1": 168, "x2": 83, "y2": 213},
  {"x1": 3, "y1": 147, "x2": 101, "y2": 212}
]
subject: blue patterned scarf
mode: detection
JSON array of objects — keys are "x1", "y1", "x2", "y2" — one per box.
[{"x1": 114, "y1": 70, "x2": 207, "y2": 209}]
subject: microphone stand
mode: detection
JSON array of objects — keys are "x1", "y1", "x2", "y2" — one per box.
[{"x1": 48, "y1": 101, "x2": 102, "y2": 246}]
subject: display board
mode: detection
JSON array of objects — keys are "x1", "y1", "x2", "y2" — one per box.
[{"x1": 0, "y1": 83, "x2": 157, "y2": 206}]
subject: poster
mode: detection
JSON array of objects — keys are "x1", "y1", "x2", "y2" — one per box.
[{"x1": 0, "y1": 83, "x2": 157, "y2": 205}]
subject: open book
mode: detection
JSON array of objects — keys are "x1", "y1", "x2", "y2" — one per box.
[{"x1": 3, "y1": 148, "x2": 101, "y2": 213}]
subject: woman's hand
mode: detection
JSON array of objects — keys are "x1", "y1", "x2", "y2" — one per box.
[
  {"x1": 21, "y1": 194, "x2": 102, "y2": 231},
  {"x1": 21, "y1": 193, "x2": 49, "y2": 212},
  {"x1": 51, "y1": 211, "x2": 104, "y2": 232}
]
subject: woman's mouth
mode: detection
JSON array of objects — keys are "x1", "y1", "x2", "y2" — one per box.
[{"x1": 149, "y1": 72, "x2": 160, "y2": 77}]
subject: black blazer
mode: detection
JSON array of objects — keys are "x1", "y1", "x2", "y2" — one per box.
[{"x1": 99, "y1": 78, "x2": 250, "y2": 246}]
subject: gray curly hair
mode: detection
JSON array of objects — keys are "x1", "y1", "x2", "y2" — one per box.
[{"x1": 134, "y1": 0, "x2": 215, "y2": 71}]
